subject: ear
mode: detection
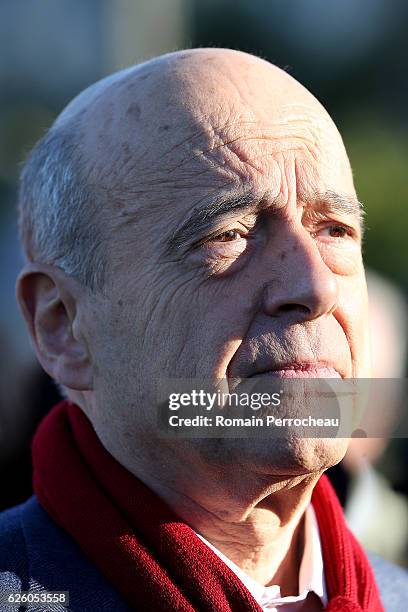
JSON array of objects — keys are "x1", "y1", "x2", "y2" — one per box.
[{"x1": 16, "y1": 263, "x2": 93, "y2": 391}]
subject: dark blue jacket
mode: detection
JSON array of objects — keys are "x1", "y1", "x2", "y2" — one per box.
[{"x1": 1, "y1": 496, "x2": 407, "y2": 611}]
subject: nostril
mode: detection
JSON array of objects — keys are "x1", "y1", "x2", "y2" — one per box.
[{"x1": 278, "y1": 303, "x2": 310, "y2": 314}]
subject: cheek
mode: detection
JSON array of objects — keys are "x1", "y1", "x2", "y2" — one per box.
[
  {"x1": 157, "y1": 272, "x2": 258, "y2": 379},
  {"x1": 110, "y1": 268, "x2": 256, "y2": 379},
  {"x1": 318, "y1": 241, "x2": 363, "y2": 276},
  {"x1": 197, "y1": 275, "x2": 260, "y2": 378},
  {"x1": 335, "y1": 273, "x2": 371, "y2": 376}
]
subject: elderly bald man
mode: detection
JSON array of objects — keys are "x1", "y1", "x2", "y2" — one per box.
[{"x1": 0, "y1": 48, "x2": 406, "y2": 611}]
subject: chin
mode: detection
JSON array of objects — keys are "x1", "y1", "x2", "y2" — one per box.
[
  {"x1": 264, "y1": 436, "x2": 349, "y2": 475},
  {"x1": 201, "y1": 437, "x2": 349, "y2": 477}
]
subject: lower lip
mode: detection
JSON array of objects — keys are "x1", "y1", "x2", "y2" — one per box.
[{"x1": 255, "y1": 367, "x2": 341, "y2": 379}]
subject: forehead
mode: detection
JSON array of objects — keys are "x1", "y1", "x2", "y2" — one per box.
[{"x1": 82, "y1": 56, "x2": 354, "y2": 227}]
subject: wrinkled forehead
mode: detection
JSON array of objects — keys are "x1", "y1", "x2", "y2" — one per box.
[{"x1": 79, "y1": 53, "x2": 353, "y2": 207}]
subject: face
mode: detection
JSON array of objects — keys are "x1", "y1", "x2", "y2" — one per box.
[{"x1": 80, "y1": 51, "x2": 370, "y2": 480}]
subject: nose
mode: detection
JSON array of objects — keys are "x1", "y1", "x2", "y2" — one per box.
[{"x1": 262, "y1": 229, "x2": 339, "y2": 322}]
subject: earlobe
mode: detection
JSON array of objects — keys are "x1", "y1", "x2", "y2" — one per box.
[{"x1": 16, "y1": 264, "x2": 93, "y2": 391}]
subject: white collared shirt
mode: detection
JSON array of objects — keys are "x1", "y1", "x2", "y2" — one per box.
[{"x1": 196, "y1": 505, "x2": 328, "y2": 611}]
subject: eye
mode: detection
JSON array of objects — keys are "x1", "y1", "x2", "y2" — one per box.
[
  {"x1": 209, "y1": 229, "x2": 243, "y2": 243},
  {"x1": 319, "y1": 225, "x2": 350, "y2": 239}
]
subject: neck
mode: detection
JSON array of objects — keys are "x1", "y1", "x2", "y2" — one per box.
[
  {"x1": 131, "y1": 460, "x2": 322, "y2": 594},
  {"x1": 93, "y1": 419, "x2": 323, "y2": 595}
]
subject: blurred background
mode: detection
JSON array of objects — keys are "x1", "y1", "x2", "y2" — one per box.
[{"x1": 0, "y1": 0, "x2": 407, "y2": 564}]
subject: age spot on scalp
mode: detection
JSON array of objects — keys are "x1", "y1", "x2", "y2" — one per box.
[{"x1": 126, "y1": 102, "x2": 141, "y2": 120}]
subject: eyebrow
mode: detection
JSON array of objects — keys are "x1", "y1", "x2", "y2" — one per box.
[
  {"x1": 165, "y1": 188, "x2": 365, "y2": 256},
  {"x1": 310, "y1": 190, "x2": 365, "y2": 221}
]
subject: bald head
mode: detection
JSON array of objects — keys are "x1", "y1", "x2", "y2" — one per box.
[
  {"x1": 18, "y1": 48, "x2": 353, "y2": 291},
  {"x1": 56, "y1": 48, "x2": 321, "y2": 129},
  {"x1": 60, "y1": 48, "x2": 347, "y2": 191}
]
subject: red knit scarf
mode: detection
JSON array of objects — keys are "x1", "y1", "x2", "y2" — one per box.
[{"x1": 32, "y1": 401, "x2": 383, "y2": 611}]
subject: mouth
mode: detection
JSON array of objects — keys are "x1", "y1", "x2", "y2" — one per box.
[{"x1": 250, "y1": 363, "x2": 342, "y2": 379}]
